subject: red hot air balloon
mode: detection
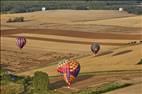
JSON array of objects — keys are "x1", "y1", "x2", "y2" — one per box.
[
  {"x1": 16, "y1": 36, "x2": 26, "y2": 49},
  {"x1": 57, "y1": 59, "x2": 80, "y2": 88},
  {"x1": 91, "y1": 42, "x2": 100, "y2": 56}
]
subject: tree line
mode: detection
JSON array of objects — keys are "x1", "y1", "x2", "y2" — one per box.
[{"x1": 1, "y1": 0, "x2": 142, "y2": 14}]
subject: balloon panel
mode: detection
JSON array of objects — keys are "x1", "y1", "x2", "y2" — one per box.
[{"x1": 71, "y1": 65, "x2": 80, "y2": 77}]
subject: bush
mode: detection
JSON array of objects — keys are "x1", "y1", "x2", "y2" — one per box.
[
  {"x1": 7, "y1": 17, "x2": 24, "y2": 23},
  {"x1": 1, "y1": 83, "x2": 24, "y2": 94},
  {"x1": 19, "y1": 76, "x2": 33, "y2": 94},
  {"x1": 0, "y1": 68, "x2": 11, "y2": 85},
  {"x1": 33, "y1": 71, "x2": 49, "y2": 94},
  {"x1": 0, "y1": 68, "x2": 6, "y2": 77}
]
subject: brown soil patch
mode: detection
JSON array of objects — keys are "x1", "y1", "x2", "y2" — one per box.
[
  {"x1": 8, "y1": 36, "x2": 127, "y2": 46},
  {"x1": 1, "y1": 29, "x2": 142, "y2": 40}
]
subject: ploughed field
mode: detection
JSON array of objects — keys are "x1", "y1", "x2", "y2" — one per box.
[{"x1": 1, "y1": 10, "x2": 142, "y2": 94}]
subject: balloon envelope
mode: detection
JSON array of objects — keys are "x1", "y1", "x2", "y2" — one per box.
[
  {"x1": 16, "y1": 37, "x2": 26, "y2": 49},
  {"x1": 57, "y1": 59, "x2": 80, "y2": 86},
  {"x1": 91, "y1": 42, "x2": 100, "y2": 54}
]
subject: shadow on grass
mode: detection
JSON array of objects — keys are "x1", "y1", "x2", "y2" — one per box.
[
  {"x1": 96, "y1": 51, "x2": 113, "y2": 57},
  {"x1": 49, "y1": 75, "x2": 93, "y2": 90}
]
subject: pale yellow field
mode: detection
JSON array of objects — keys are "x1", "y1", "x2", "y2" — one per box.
[
  {"x1": 1, "y1": 35, "x2": 122, "y2": 73},
  {"x1": 1, "y1": 10, "x2": 136, "y2": 31},
  {"x1": 74, "y1": 16, "x2": 142, "y2": 28},
  {"x1": 18, "y1": 44, "x2": 142, "y2": 76},
  {"x1": 1, "y1": 37, "x2": 91, "y2": 53},
  {"x1": 1, "y1": 10, "x2": 134, "y2": 23}
]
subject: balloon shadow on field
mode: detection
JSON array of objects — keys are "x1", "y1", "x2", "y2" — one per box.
[
  {"x1": 74, "y1": 75, "x2": 94, "y2": 83},
  {"x1": 96, "y1": 51, "x2": 113, "y2": 57},
  {"x1": 49, "y1": 75, "x2": 93, "y2": 90},
  {"x1": 112, "y1": 50, "x2": 132, "y2": 56},
  {"x1": 49, "y1": 79, "x2": 65, "y2": 90}
]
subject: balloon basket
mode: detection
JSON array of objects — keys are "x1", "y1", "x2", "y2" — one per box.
[{"x1": 67, "y1": 86, "x2": 70, "y2": 88}]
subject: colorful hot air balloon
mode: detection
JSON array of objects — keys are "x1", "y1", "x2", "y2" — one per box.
[
  {"x1": 91, "y1": 42, "x2": 100, "y2": 55},
  {"x1": 57, "y1": 59, "x2": 80, "y2": 88},
  {"x1": 16, "y1": 36, "x2": 26, "y2": 49}
]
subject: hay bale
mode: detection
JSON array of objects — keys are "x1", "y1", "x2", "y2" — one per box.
[{"x1": 119, "y1": 8, "x2": 123, "y2": 12}]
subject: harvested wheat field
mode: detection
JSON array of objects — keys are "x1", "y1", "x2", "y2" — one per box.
[{"x1": 1, "y1": 10, "x2": 142, "y2": 94}]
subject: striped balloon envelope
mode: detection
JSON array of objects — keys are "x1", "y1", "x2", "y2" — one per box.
[
  {"x1": 16, "y1": 36, "x2": 26, "y2": 49},
  {"x1": 57, "y1": 59, "x2": 80, "y2": 87}
]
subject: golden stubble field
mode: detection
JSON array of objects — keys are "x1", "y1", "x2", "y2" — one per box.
[
  {"x1": 1, "y1": 10, "x2": 141, "y2": 32},
  {"x1": 1, "y1": 10, "x2": 142, "y2": 94}
]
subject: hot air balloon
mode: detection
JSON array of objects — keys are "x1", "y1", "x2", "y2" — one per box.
[
  {"x1": 91, "y1": 42, "x2": 100, "y2": 55},
  {"x1": 16, "y1": 36, "x2": 26, "y2": 49},
  {"x1": 57, "y1": 59, "x2": 80, "y2": 88}
]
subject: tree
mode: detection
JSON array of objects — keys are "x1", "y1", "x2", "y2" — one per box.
[
  {"x1": 0, "y1": 68, "x2": 11, "y2": 85},
  {"x1": 33, "y1": 71, "x2": 49, "y2": 94}
]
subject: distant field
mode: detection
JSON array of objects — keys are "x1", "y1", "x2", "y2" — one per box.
[
  {"x1": 1, "y1": 10, "x2": 141, "y2": 34},
  {"x1": 1, "y1": 10, "x2": 135, "y2": 29},
  {"x1": 75, "y1": 16, "x2": 142, "y2": 28}
]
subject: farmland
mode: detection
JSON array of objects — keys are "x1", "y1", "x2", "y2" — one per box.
[{"x1": 1, "y1": 10, "x2": 142, "y2": 94}]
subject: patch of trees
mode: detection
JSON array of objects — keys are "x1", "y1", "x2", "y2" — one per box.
[
  {"x1": 7, "y1": 17, "x2": 24, "y2": 23},
  {"x1": 130, "y1": 41, "x2": 137, "y2": 44},
  {"x1": 128, "y1": 40, "x2": 142, "y2": 45},
  {"x1": 32, "y1": 71, "x2": 49, "y2": 94},
  {"x1": 126, "y1": 7, "x2": 142, "y2": 15},
  {"x1": 0, "y1": 69, "x2": 57, "y2": 94},
  {"x1": 128, "y1": 41, "x2": 137, "y2": 45},
  {"x1": 1, "y1": 0, "x2": 142, "y2": 15}
]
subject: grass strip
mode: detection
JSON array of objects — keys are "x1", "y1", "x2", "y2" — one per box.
[{"x1": 75, "y1": 82, "x2": 132, "y2": 94}]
